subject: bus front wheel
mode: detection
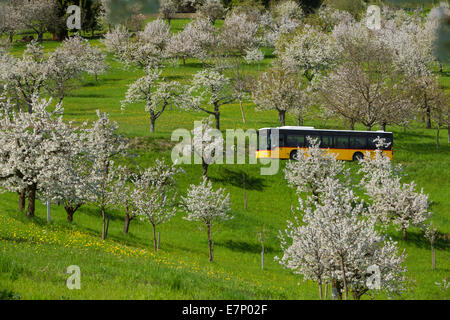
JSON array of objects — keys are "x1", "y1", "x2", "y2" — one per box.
[
  {"x1": 353, "y1": 152, "x2": 364, "y2": 162},
  {"x1": 290, "y1": 150, "x2": 300, "y2": 161}
]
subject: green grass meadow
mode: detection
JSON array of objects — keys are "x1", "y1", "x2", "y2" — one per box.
[{"x1": 0, "y1": 19, "x2": 449, "y2": 300}]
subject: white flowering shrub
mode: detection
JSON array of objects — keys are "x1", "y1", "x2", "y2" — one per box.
[
  {"x1": 103, "y1": 26, "x2": 162, "y2": 68},
  {"x1": 260, "y1": 1, "x2": 303, "y2": 46},
  {"x1": 0, "y1": 37, "x2": 107, "y2": 111},
  {"x1": 244, "y1": 48, "x2": 264, "y2": 64},
  {"x1": 138, "y1": 19, "x2": 171, "y2": 52},
  {"x1": 189, "y1": 117, "x2": 224, "y2": 177},
  {"x1": 159, "y1": 0, "x2": 178, "y2": 26}
]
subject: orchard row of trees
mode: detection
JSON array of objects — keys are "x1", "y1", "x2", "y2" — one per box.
[
  {"x1": 0, "y1": 96, "x2": 232, "y2": 262},
  {"x1": 101, "y1": 2, "x2": 448, "y2": 147}
]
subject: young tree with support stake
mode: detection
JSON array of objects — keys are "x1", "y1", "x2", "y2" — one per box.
[{"x1": 181, "y1": 177, "x2": 232, "y2": 262}]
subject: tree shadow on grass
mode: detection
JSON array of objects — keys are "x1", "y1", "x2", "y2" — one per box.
[
  {"x1": 210, "y1": 168, "x2": 266, "y2": 191},
  {"x1": 218, "y1": 239, "x2": 276, "y2": 254},
  {"x1": 180, "y1": 62, "x2": 204, "y2": 68},
  {"x1": 390, "y1": 229, "x2": 450, "y2": 251}
]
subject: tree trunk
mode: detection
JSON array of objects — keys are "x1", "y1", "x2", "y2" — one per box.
[
  {"x1": 123, "y1": 213, "x2": 131, "y2": 234},
  {"x1": 431, "y1": 242, "x2": 436, "y2": 270},
  {"x1": 152, "y1": 223, "x2": 157, "y2": 252},
  {"x1": 26, "y1": 183, "x2": 37, "y2": 217},
  {"x1": 318, "y1": 280, "x2": 323, "y2": 300},
  {"x1": 202, "y1": 160, "x2": 208, "y2": 178},
  {"x1": 214, "y1": 111, "x2": 220, "y2": 130},
  {"x1": 402, "y1": 228, "x2": 407, "y2": 241},
  {"x1": 278, "y1": 110, "x2": 286, "y2": 126},
  {"x1": 436, "y1": 124, "x2": 440, "y2": 151},
  {"x1": 207, "y1": 223, "x2": 213, "y2": 262},
  {"x1": 239, "y1": 99, "x2": 246, "y2": 124},
  {"x1": 331, "y1": 279, "x2": 342, "y2": 300},
  {"x1": 150, "y1": 111, "x2": 156, "y2": 133},
  {"x1": 324, "y1": 281, "x2": 328, "y2": 300},
  {"x1": 352, "y1": 291, "x2": 362, "y2": 300},
  {"x1": 339, "y1": 256, "x2": 348, "y2": 300},
  {"x1": 18, "y1": 189, "x2": 26, "y2": 211},
  {"x1": 366, "y1": 125, "x2": 372, "y2": 131},
  {"x1": 105, "y1": 214, "x2": 111, "y2": 239},
  {"x1": 101, "y1": 206, "x2": 106, "y2": 240},
  {"x1": 381, "y1": 122, "x2": 387, "y2": 132},
  {"x1": 66, "y1": 207, "x2": 75, "y2": 223},
  {"x1": 349, "y1": 119, "x2": 355, "y2": 130},
  {"x1": 447, "y1": 112, "x2": 449, "y2": 143},
  {"x1": 426, "y1": 106, "x2": 432, "y2": 129},
  {"x1": 298, "y1": 114, "x2": 303, "y2": 126}
]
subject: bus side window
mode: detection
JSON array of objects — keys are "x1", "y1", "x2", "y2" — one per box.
[
  {"x1": 334, "y1": 136, "x2": 349, "y2": 148},
  {"x1": 349, "y1": 136, "x2": 367, "y2": 149},
  {"x1": 279, "y1": 134, "x2": 286, "y2": 147},
  {"x1": 287, "y1": 134, "x2": 305, "y2": 148},
  {"x1": 321, "y1": 135, "x2": 333, "y2": 148}
]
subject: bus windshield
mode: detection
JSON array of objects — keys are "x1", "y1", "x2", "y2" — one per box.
[{"x1": 257, "y1": 130, "x2": 270, "y2": 151}]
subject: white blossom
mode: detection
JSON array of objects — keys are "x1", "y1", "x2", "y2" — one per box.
[
  {"x1": 278, "y1": 178, "x2": 407, "y2": 300},
  {"x1": 284, "y1": 137, "x2": 348, "y2": 198},
  {"x1": 251, "y1": 68, "x2": 313, "y2": 126},
  {"x1": 85, "y1": 111, "x2": 128, "y2": 240},
  {"x1": 277, "y1": 24, "x2": 337, "y2": 80},
  {"x1": 219, "y1": 12, "x2": 260, "y2": 54},
  {"x1": 132, "y1": 159, "x2": 182, "y2": 251},
  {"x1": 184, "y1": 69, "x2": 236, "y2": 130},
  {"x1": 121, "y1": 67, "x2": 183, "y2": 133},
  {"x1": 197, "y1": 0, "x2": 227, "y2": 25},
  {"x1": 181, "y1": 176, "x2": 232, "y2": 262},
  {"x1": 0, "y1": 96, "x2": 73, "y2": 217}
]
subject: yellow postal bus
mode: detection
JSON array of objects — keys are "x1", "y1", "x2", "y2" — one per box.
[{"x1": 256, "y1": 126, "x2": 393, "y2": 161}]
